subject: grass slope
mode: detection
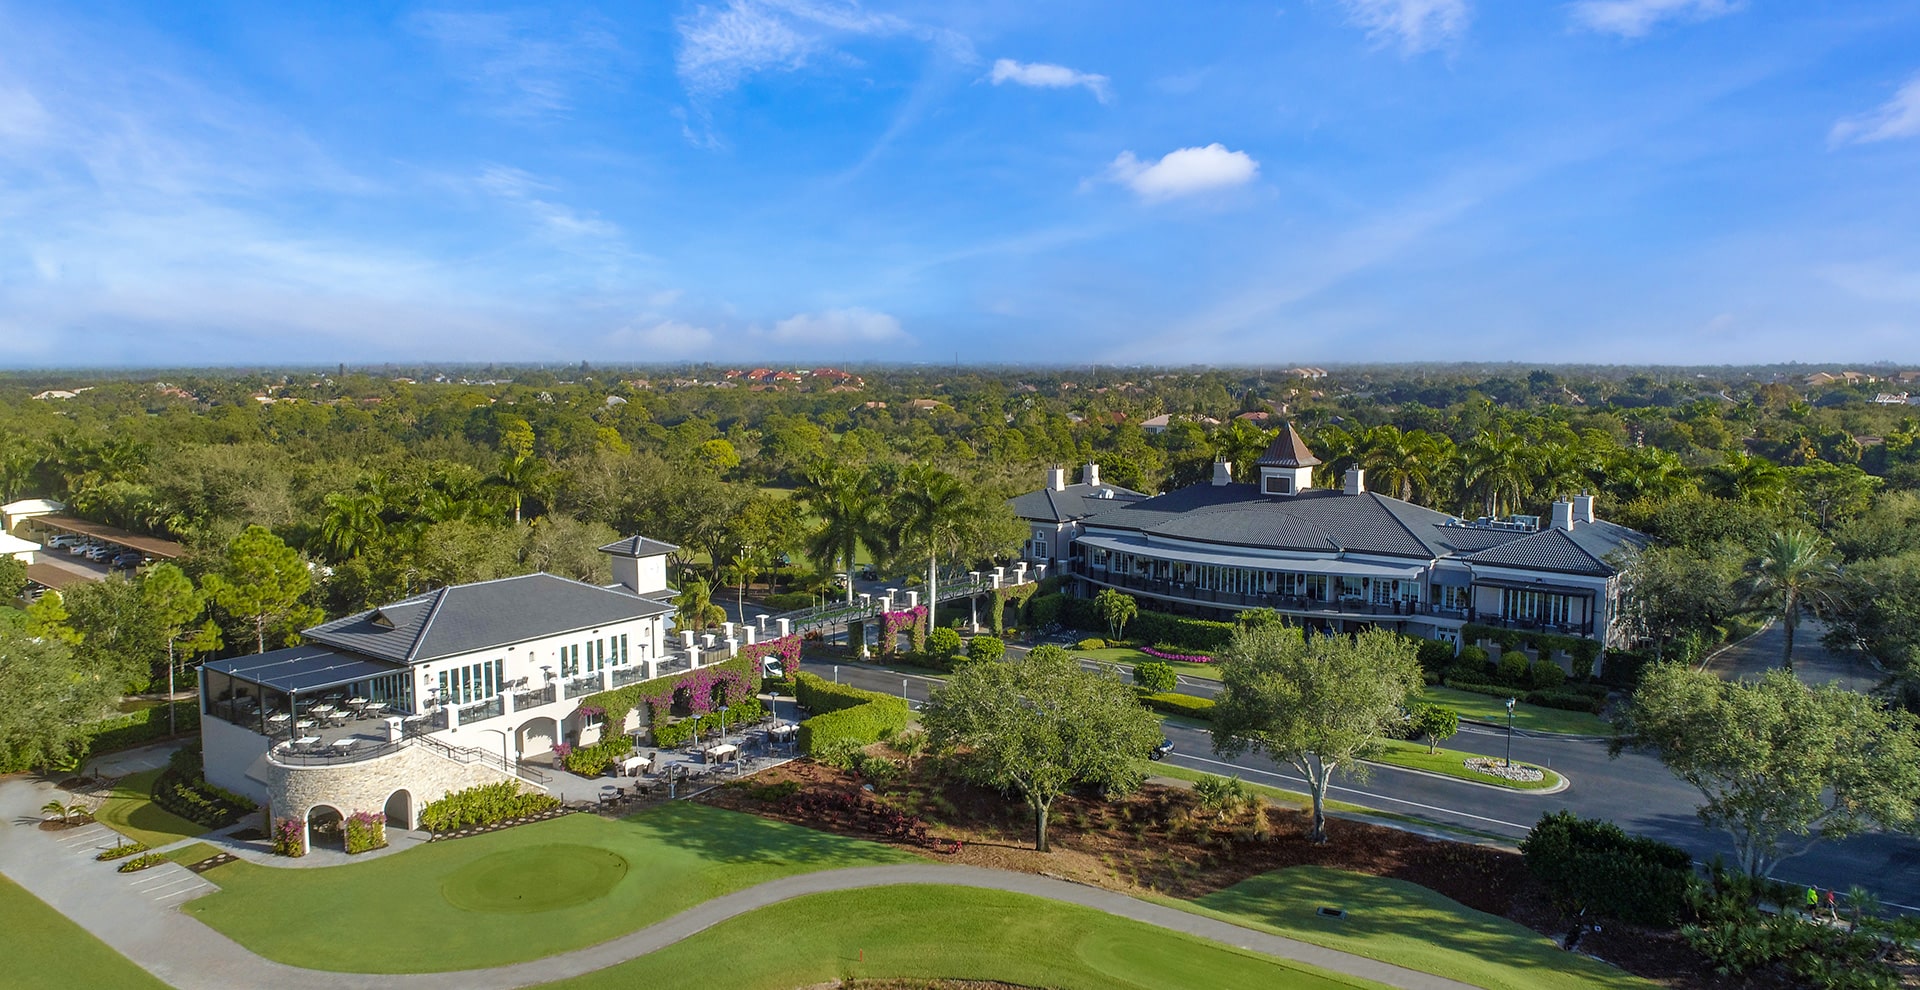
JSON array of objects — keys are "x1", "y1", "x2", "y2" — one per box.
[
  {"x1": 539, "y1": 884, "x2": 1387, "y2": 990},
  {"x1": 1366, "y1": 739, "x2": 1562, "y2": 791},
  {"x1": 0, "y1": 874, "x2": 171, "y2": 990},
  {"x1": 95, "y1": 768, "x2": 208, "y2": 849},
  {"x1": 1419, "y1": 686, "x2": 1613, "y2": 736},
  {"x1": 186, "y1": 802, "x2": 918, "y2": 973},
  {"x1": 1184, "y1": 866, "x2": 1655, "y2": 990}
]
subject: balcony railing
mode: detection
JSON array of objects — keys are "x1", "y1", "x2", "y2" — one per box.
[
  {"x1": 566, "y1": 672, "x2": 605, "y2": 697},
  {"x1": 514, "y1": 684, "x2": 556, "y2": 709},
  {"x1": 654, "y1": 653, "x2": 692, "y2": 677},
  {"x1": 458, "y1": 696, "x2": 505, "y2": 724},
  {"x1": 1071, "y1": 560, "x2": 1434, "y2": 617},
  {"x1": 609, "y1": 665, "x2": 649, "y2": 688}
]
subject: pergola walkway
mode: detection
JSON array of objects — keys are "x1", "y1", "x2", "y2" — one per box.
[{"x1": 0, "y1": 772, "x2": 1476, "y2": 990}]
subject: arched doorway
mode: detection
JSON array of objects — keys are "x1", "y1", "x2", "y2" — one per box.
[
  {"x1": 306, "y1": 804, "x2": 345, "y2": 853},
  {"x1": 517, "y1": 716, "x2": 559, "y2": 762},
  {"x1": 383, "y1": 789, "x2": 414, "y2": 831}
]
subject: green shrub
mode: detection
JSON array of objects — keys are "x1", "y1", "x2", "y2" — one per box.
[
  {"x1": 96, "y1": 841, "x2": 149, "y2": 861},
  {"x1": 1022, "y1": 592, "x2": 1064, "y2": 630},
  {"x1": 1459, "y1": 644, "x2": 1489, "y2": 666},
  {"x1": 117, "y1": 852, "x2": 167, "y2": 873},
  {"x1": 1140, "y1": 692, "x2": 1214, "y2": 720},
  {"x1": 743, "y1": 780, "x2": 801, "y2": 802},
  {"x1": 1442, "y1": 679, "x2": 1511, "y2": 699},
  {"x1": 1521, "y1": 810, "x2": 1693, "y2": 926},
  {"x1": 809, "y1": 736, "x2": 867, "y2": 770},
  {"x1": 563, "y1": 735, "x2": 635, "y2": 776},
  {"x1": 1598, "y1": 648, "x2": 1650, "y2": 689},
  {"x1": 1522, "y1": 690, "x2": 1605, "y2": 714},
  {"x1": 1568, "y1": 638, "x2": 1602, "y2": 671},
  {"x1": 1192, "y1": 774, "x2": 1254, "y2": 819},
  {"x1": 1133, "y1": 661, "x2": 1177, "y2": 694},
  {"x1": 1495, "y1": 651, "x2": 1531, "y2": 686},
  {"x1": 344, "y1": 811, "x2": 386, "y2": 854},
  {"x1": 1528, "y1": 658, "x2": 1567, "y2": 690},
  {"x1": 1077, "y1": 637, "x2": 1107, "y2": 650},
  {"x1": 861, "y1": 757, "x2": 901, "y2": 789},
  {"x1": 928, "y1": 626, "x2": 964, "y2": 658},
  {"x1": 418, "y1": 781, "x2": 560, "y2": 832},
  {"x1": 795, "y1": 671, "x2": 884, "y2": 715},
  {"x1": 651, "y1": 696, "x2": 765, "y2": 750},
  {"x1": 1129, "y1": 609, "x2": 1235, "y2": 651},
  {"x1": 1415, "y1": 638, "x2": 1457, "y2": 674},
  {"x1": 799, "y1": 696, "x2": 909, "y2": 753},
  {"x1": 965, "y1": 635, "x2": 1005, "y2": 665}
]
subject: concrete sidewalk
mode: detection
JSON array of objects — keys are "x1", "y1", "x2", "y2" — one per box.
[{"x1": 3, "y1": 772, "x2": 1478, "y2": 990}]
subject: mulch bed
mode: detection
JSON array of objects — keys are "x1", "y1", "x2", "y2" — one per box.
[
  {"x1": 36, "y1": 817, "x2": 96, "y2": 832},
  {"x1": 185, "y1": 852, "x2": 237, "y2": 873},
  {"x1": 699, "y1": 755, "x2": 1804, "y2": 990}
]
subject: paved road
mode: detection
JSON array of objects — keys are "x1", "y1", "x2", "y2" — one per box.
[
  {"x1": 0, "y1": 775, "x2": 1470, "y2": 990},
  {"x1": 1703, "y1": 618, "x2": 1882, "y2": 692},
  {"x1": 825, "y1": 655, "x2": 1920, "y2": 910}
]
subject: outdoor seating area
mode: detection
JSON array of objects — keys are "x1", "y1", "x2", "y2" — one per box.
[{"x1": 547, "y1": 717, "x2": 804, "y2": 808}]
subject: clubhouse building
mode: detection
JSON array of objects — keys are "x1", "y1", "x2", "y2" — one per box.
[
  {"x1": 1013, "y1": 425, "x2": 1650, "y2": 660},
  {"x1": 198, "y1": 536, "x2": 773, "y2": 850}
]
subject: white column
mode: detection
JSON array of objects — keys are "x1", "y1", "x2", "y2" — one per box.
[
  {"x1": 777, "y1": 617, "x2": 791, "y2": 638},
  {"x1": 744, "y1": 626, "x2": 757, "y2": 645},
  {"x1": 906, "y1": 590, "x2": 920, "y2": 609}
]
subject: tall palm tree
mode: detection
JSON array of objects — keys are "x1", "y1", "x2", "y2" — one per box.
[
  {"x1": 799, "y1": 463, "x2": 875, "y2": 604},
  {"x1": 1460, "y1": 429, "x2": 1535, "y2": 519},
  {"x1": 1739, "y1": 528, "x2": 1842, "y2": 673},
  {"x1": 898, "y1": 464, "x2": 971, "y2": 634},
  {"x1": 493, "y1": 453, "x2": 549, "y2": 525},
  {"x1": 319, "y1": 490, "x2": 386, "y2": 560},
  {"x1": 672, "y1": 577, "x2": 727, "y2": 634},
  {"x1": 1712, "y1": 452, "x2": 1788, "y2": 508}
]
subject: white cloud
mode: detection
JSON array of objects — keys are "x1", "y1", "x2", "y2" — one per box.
[
  {"x1": 1830, "y1": 75, "x2": 1920, "y2": 147},
  {"x1": 989, "y1": 59, "x2": 1110, "y2": 103},
  {"x1": 676, "y1": 0, "x2": 972, "y2": 98},
  {"x1": 602, "y1": 319, "x2": 717, "y2": 357},
  {"x1": 410, "y1": 10, "x2": 622, "y2": 118},
  {"x1": 1340, "y1": 0, "x2": 1471, "y2": 54},
  {"x1": 764, "y1": 307, "x2": 906, "y2": 343},
  {"x1": 1569, "y1": 0, "x2": 1742, "y2": 38},
  {"x1": 475, "y1": 165, "x2": 623, "y2": 243},
  {"x1": 1106, "y1": 144, "x2": 1259, "y2": 200}
]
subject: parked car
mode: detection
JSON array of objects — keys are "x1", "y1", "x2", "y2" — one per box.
[
  {"x1": 1149, "y1": 738, "x2": 1175, "y2": 761},
  {"x1": 68, "y1": 540, "x2": 94, "y2": 555},
  {"x1": 45, "y1": 533, "x2": 78, "y2": 548},
  {"x1": 111, "y1": 551, "x2": 144, "y2": 569},
  {"x1": 86, "y1": 543, "x2": 119, "y2": 561}
]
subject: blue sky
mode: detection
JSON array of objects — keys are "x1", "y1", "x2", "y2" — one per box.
[{"x1": 2, "y1": 1, "x2": 1918, "y2": 368}]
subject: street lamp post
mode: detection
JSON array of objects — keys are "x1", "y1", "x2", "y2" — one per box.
[
  {"x1": 718, "y1": 704, "x2": 730, "y2": 741},
  {"x1": 902, "y1": 678, "x2": 910, "y2": 706},
  {"x1": 1504, "y1": 697, "x2": 1516, "y2": 768}
]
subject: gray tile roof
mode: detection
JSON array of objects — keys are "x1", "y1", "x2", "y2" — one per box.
[
  {"x1": 1009, "y1": 482, "x2": 1148, "y2": 524},
  {"x1": 1255, "y1": 423, "x2": 1322, "y2": 467},
  {"x1": 304, "y1": 572, "x2": 671, "y2": 664},
  {"x1": 599, "y1": 536, "x2": 679, "y2": 558},
  {"x1": 1463, "y1": 521, "x2": 1650, "y2": 577}
]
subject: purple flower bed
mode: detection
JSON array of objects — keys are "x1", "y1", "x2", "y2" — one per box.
[{"x1": 1142, "y1": 646, "x2": 1214, "y2": 664}]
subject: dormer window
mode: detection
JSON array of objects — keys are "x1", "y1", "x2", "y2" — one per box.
[{"x1": 370, "y1": 610, "x2": 395, "y2": 629}]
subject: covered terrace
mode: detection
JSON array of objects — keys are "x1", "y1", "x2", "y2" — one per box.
[{"x1": 202, "y1": 645, "x2": 418, "y2": 758}]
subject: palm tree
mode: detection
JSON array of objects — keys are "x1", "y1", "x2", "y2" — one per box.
[
  {"x1": 493, "y1": 453, "x2": 550, "y2": 525},
  {"x1": 897, "y1": 464, "x2": 971, "y2": 634},
  {"x1": 799, "y1": 463, "x2": 875, "y2": 604},
  {"x1": 320, "y1": 490, "x2": 386, "y2": 560},
  {"x1": 1739, "y1": 528, "x2": 1843, "y2": 673},
  {"x1": 672, "y1": 577, "x2": 727, "y2": 634},
  {"x1": 1712, "y1": 452, "x2": 1788, "y2": 507},
  {"x1": 1460, "y1": 429, "x2": 1535, "y2": 519}
]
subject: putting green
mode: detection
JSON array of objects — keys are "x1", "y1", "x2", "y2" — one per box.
[{"x1": 442, "y1": 845, "x2": 628, "y2": 914}]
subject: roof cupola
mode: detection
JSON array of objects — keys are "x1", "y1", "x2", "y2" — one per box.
[{"x1": 1255, "y1": 423, "x2": 1320, "y2": 497}]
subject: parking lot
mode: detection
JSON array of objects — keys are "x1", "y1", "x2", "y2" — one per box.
[{"x1": 15, "y1": 514, "x2": 184, "y2": 596}]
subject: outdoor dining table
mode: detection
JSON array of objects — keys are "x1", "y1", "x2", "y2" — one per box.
[
  {"x1": 295, "y1": 718, "x2": 316, "y2": 731},
  {"x1": 311, "y1": 703, "x2": 336, "y2": 715},
  {"x1": 330, "y1": 738, "x2": 359, "y2": 752},
  {"x1": 618, "y1": 754, "x2": 651, "y2": 776},
  {"x1": 704, "y1": 744, "x2": 738, "y2": 763},
  {"x1": 292, "y1": 735, "x2": 320, "y2": 747},
  {"x1": 362, "y1": 702, "x2": 387, "y2": 714}
]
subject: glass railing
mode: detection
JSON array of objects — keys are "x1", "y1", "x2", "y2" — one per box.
[
  {"x1": 458, "y1": 696, "x2": 504, "y2": 724},
  {"x1": 514, "y1": 685, "x2": 556, "y2": 709},
  {"x1": 566, "y1": 672, "x2": 605, "y2": 697}
]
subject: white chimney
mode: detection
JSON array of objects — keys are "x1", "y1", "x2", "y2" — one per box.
[
  {"x1": 1046, "y1": 466, "x2": 1066, "y2": 491},
  {"x1": 1212, "y1": 461, "x2": 1234, "y2": 486},
  {"x1": 1343, "y1": 467, "x2": 1366, "y2": 496},
  {"x1": 1551, "y1": 499, "x2": 1574, "y2": 531},
  {"x1": 1083, "y1": 462, "x2": 1100, "y2": 487},
  {"x1": 1573, "y1": 493, "x2": 1595, "y2": 524}
]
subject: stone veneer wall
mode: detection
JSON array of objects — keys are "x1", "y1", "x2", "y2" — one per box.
[{"x1": 267, "y1": 741, "x2": 525, "y2": 846}]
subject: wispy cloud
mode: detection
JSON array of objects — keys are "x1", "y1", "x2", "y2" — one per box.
[
  {"x1": 1569, "y1": 0, "x2": 1743, "y2": 38},
  {"x1": 410, "y1": 10, "x2": 622, "y2": 118},
  {"x1": 474, "y1": 166, "x2": 623, "y2": 243},
  {"x1": 1340, "y1": 0, "x2": 1471, "y2": 54},
  {"x1": 763, "y1": 306, "x2": 907, "y2": 343},
  {"x1": 989, "y1": 59, "x2": 1110, "y2": 103},
  {"x1": 1106, "y1": 144, "x2": 1259, "y2": 200},
  {"x1": 1830, "y1": 74, "x2": 1920, "y2": 146},
  {"x1": 676, "y1": 0, "x2": 973, "y2": 99}
]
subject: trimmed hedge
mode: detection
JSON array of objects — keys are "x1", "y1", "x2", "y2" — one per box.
[
  {"x1": 1522, "y1": 810, "x2": 1692, "y2": 925},
  {"x1": 1522, "y1": 690, "x2": 1605, "y2": 715},
  {"x1": 418, "y1": 781, "x2": 559, "y2": 833},
  {"x1": 795, "y1": 671, "x2": 908, "y2": 753},
  {"x1": 1139, "y1": 692, "x2": 1215, "y2": 721}
]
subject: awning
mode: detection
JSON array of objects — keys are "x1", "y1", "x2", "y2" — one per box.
[
  {"x1": 26, "y1": 515, "x2": 183, "y2": 559},
  {"x1": 204, "y1": 645, "x2": 405, "y2": 694},
  {"x1": 1076, "y1": 535, "x2": 1425, "y2": 581},
  {"x1": 1470, "y1": 577, "x2": 1597, "y2": 597},
  {"x1": 24, "y1": 562, "x2": 87, "y2": 591}
]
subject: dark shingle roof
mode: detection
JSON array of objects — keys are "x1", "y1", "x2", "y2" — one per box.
[
  {"x1": 1084, "y1": 485, "x2": 1459, "y2": 559},
  {"x1": 1009, "y1": 483, "x2": 1148, "y2": 524},
  {"x1": 304, "y1": 572, "x2": 671, "y2": 664},
  {"x1": 1255, "y1": 423, "x2": 1321, "y2": 468},
  {"x1": 1463, "y1": 521, "x2": 1649, "y2": 576}
]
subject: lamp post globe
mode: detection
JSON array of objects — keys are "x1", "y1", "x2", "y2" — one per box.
[{"x1": 1504, "y1": 697, "x2": 1516, "y2": 768}]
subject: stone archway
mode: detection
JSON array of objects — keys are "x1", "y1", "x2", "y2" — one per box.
[
  {"x1": 516, "y1": 716, "x2": 559, "y2": 761},
  {"x1": 383, "y1": 789, "x2": 414, "y2": 831},
  {"x1": 306, "y1": 803, "x2": 345, "y2": 853}
]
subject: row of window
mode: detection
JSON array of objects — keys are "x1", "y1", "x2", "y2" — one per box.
[
  {"x1": 441, "y1": 659, "x2": 505, "y2": 707},
  {"x1": 559, "y1": 634, "x2": 631, "y2": 676}
]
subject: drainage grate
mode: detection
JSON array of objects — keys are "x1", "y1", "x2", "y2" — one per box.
[{"x1": 1315, "y1": 906, "x2": 1346, "y2": 920}]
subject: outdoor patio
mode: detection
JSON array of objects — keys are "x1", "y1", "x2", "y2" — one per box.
[{"x1": 540, "y1": 717, "x2": 802, "y2": 808}]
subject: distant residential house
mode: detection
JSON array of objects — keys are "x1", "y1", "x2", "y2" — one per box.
[
  {"x1": 1871, "y1": 393, "x2": 1911, "y2": 406},
  {"x1": 909, "y1": 399, "x2": 947, "y2": 411},
  {"x1": 1286, "y1": 367, "x2": 1329, "y2": 380},
  {"x1": 31, "y1": 390, "x2": 78, "y2": 400}
]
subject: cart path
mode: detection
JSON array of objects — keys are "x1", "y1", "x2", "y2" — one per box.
[{"x1": 2, "y1": 776, "x2": 1479, "y2": 990}]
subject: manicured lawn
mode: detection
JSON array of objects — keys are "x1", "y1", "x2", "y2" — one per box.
[
  {"x1": 95, "y1": 769, "x2": 208, "y2": 849},
  {"x1": 186, "y1": 802, "x2": 919, "y2": 973},
  {"x1": 538, "y1": 884, "x2": 1387, "y2": 990},
  {"x1": 163, "y1": 841, "x2": 223, "y2": 866},
  {"x1": 1070, "y1": 645, "x2": 1223, "y2": 681},
  {"x1": 1144, "y1": 761, "x2": 1516, "y2": 843},
  {"x1": 1419, "y1": 686, "x2": 1613, "y2": 736},
  {"x1": 1182, "y1": 867, "x2": 1654, "y2": 990},
  {"x1": 0, "y1": 874, "x2": 171, "y2": 990},
  {"x1": 1366, "y1": 739, "x2": 1562, "y2": 791}
]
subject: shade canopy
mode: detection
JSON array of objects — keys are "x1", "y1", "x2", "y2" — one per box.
[{"x1": 204, "y1": 644, "x2": 405, "y2": 694}]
